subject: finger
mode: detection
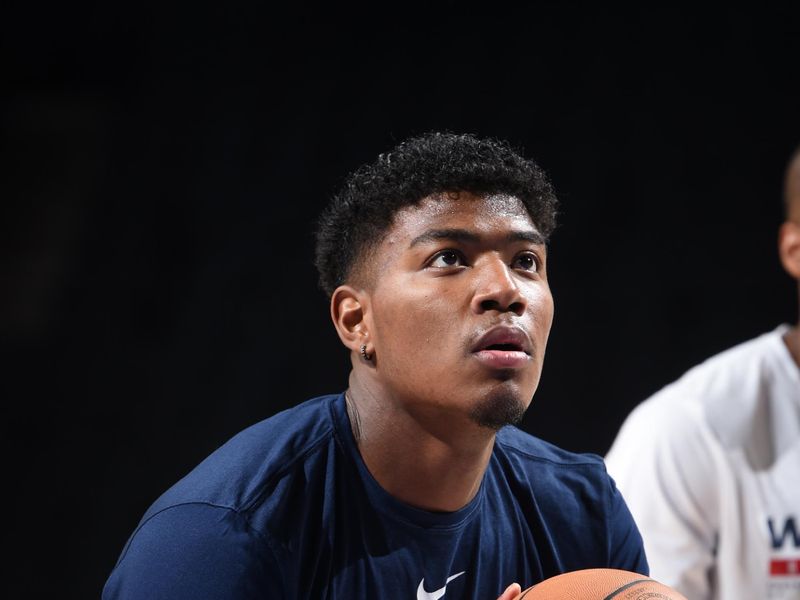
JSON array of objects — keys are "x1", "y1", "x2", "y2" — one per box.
[{"x1": 497, "y1": 582, "x2": 522, "y2": 600}]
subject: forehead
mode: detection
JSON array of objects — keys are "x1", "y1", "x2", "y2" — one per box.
[{"x1": 388, "y1": 192, "x2": 537, "y2": 240}]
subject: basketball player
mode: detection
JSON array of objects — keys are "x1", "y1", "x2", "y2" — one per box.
[
  {"x1": 605, "y1": 147, "x2": 800, "y2": 599},
  {"x1": 103, "y1": 132, "x2": 648, "y2": 599}
]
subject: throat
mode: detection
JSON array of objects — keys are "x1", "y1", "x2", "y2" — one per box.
[
  {"x1": 343, "y1": 380, "x2": 498, "y2": 512},
  {"x1": 344, "y1": 390, "x2": 363, "y2": 444},
  {"x1": 355, "y1": 422, "x2": 496, "y2": 512},
  {"x1": 784, "y1": 325, "x2": 800, "y2": 369}
]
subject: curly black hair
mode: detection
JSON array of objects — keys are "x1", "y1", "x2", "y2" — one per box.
[{"x1": 314, "y1": 131, "x2": 559, "y2": 296}]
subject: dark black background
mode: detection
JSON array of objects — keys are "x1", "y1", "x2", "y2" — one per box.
[{"x1": 3, "y1": 4, "x2": 799, "y2": 597}]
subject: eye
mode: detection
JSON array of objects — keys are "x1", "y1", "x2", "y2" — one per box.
[
  {"x1": 512, "y1": 252, "x2": 539, "y2": 272},
  {"x1": 429, "y1": 250, "x2": 466, "y2": 268}
]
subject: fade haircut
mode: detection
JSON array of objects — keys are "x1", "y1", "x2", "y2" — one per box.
[{"x1": 314, "y1": 131, "x2": 559, "y2": 296}]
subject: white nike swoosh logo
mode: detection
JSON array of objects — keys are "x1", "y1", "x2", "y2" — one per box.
[{"x1": 416, "y1": 571, "x2": 466, "y2": 600}]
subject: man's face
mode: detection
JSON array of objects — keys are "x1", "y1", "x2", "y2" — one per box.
[{"x1": 364, "y1": 192, "x2": 554, "y2": 430}]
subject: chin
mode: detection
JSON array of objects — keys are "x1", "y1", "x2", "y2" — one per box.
[{"x1": 469, "y1": 389, "x2": 528, "y2": 431}]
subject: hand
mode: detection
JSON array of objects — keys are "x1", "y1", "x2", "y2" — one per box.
[{"x1": 496, "y1": 582, "x2": 522, "y2": 600}]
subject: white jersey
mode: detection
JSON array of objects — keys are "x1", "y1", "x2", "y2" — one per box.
[{"x1": 606, "y1": 325, "x2": 800, "y2": 600}]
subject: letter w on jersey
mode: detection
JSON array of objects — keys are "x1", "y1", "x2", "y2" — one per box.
[
  {"x1": 768, "y1": 517, "x2": 800, "y2": 577},
  {"x1": 769, "y1": 517, "x2": 800, "y2": 549}
]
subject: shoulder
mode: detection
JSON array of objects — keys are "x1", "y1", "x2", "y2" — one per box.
[
  {"x1": 493, "y1": 427, "x2": 648, "y2": 572},
  {"x1": 615, "y1": 328, "x2": 791, "y2": 447},
  {"x1": 103, "y1": 502, "x2": 285, "y2": 598},
  {"x1": 496, "y1": 426, "x2": 605, "y2": 468},
  {"x1": 664, "y1": 327, "x2": 788, "y2": 404},
  {"x1": 105, "y1": 396, "x2": 344, "y2": 597},
  {"x1": 494, "y1": 427, "x2": 611, "y2": 496},
  {"x1": 145, "y1": 394, "x2": 341, "y2": 519}
]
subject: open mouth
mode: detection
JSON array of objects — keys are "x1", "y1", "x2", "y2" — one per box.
[
  {"x1": 472, "y1": 325, "x2": 532, "y2": 355},
  {"x1": 471, "y1": 326, "x2": 533, "y2": 369},
  {"x1": 482, "y1": 343, "x2": 526, "y2": 353}
]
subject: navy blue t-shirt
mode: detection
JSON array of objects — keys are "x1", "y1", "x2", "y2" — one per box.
[{"x1": 103, "y1": 394, "x2": 647, "y2": 599}]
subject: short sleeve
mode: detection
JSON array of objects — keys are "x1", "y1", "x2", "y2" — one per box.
[
  {"x1": 605, "y1": 397, "x2": 720, "y2": 599},
  {"x1": 102, "y1": 502, "x2": 285, "y2": 599}
]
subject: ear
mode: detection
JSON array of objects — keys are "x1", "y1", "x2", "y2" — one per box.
[
  {"x1": 330, "y1": 285, "x2": 373, "y2": 356},
  {"x1": 779, "y1": 221, "x2": 800, "y2": 280}
]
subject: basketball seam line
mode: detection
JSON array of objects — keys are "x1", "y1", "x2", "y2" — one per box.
[{"x1": 601, "y1": 578, "x2": 653, "y2": 600}]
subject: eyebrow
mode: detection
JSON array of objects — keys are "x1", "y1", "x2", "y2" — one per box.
[{"x1": 408, "y1": 228, "x2": 545, "y2": 248}]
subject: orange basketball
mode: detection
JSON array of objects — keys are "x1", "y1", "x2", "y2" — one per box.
[{"x1": 514, "y1": 568, "x2": 687, "y2": 599}]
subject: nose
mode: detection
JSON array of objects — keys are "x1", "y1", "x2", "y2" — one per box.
[{"x1": 470, "y1": 257, "x2": 527, "y2": 316}]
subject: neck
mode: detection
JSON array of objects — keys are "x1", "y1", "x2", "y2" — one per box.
[
  {"x1": 346, "y1": 372, "x2": 496, "y2": 513},
  {"x1": 784, "y1": 322, "x2": 800, "y2": 369}
]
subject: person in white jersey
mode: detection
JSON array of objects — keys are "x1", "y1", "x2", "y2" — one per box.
[{"x1": 605, "y1": 147, "x2": 800, "y2": 600}]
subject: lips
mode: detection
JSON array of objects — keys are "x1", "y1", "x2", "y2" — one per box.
[
  {"x1": 471, "y1": 325, "x2": 532, "y2": 355},
  {"x1": 471, "y1": 325, "x2": 532, "y2": 369}
]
